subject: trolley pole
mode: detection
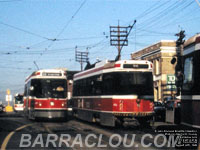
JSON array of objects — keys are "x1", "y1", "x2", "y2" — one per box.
[{"x1": 75, "y1": 47, "x2": 89, "y2": 71}]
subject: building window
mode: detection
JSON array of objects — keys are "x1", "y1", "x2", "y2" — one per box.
[{"x1": 155, "y1": 59, "x2": 160, "y2": 75}]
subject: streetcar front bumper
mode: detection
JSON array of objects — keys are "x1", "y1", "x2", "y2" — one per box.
[
  {"x1": 34, "y1": 110, "x2": 67, "y2": 119},
  {"x1": 112, "y1": 111, "x2": 154, "y2": 117}
]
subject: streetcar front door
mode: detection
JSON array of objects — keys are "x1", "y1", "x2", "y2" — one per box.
[{"x1": 29, "y1": 98, "x2": 35, "y2": 119}]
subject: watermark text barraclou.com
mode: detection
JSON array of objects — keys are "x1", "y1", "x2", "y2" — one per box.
[{"x1": 20, "y1": 133, "x2": 180, "y2": 148}]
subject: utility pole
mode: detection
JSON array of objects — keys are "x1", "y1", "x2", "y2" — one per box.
[
  {"x1": 75, "y1": 47, "x2": 89, "y2": 71},
  {"x1": 110, "y1": 20, "x2": 136, "y2": 61},
  {"x1": 175, "y1": 30, "x2": 185, "y2": 57},
  {"x1": 174, "y1": 30, "x2": 185, "y2": 73},
  {"x1": 174, "y1": 30, "x2": 185, "y2": 96}
]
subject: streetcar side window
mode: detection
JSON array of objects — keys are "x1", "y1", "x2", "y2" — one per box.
[
  {"x1": 102, "y1": 72, "x2": 153, "y2": 95},
  {"x1": 183, "y1": 56, "x2": 193, "y2": 91},
  {"x1": 103, "y1": 74, "x2": 116, "y2": 95},
  {"x1": 27, "y1": 81, "x2": 32, "y2": 96},
  {"x1": 73, "y1": 72, "x2": 153, "y2": 96},
  {"x1": 73, "y1": 75, "x2": 102, "y2": 96}
]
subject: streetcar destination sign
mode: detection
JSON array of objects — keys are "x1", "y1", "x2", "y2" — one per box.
[
  {"x1": 42, "y1": 73, "x2": 62, "y2": 76},
  {"x1": 123, "y1": 64, "x2": 149, "y2": 69}
]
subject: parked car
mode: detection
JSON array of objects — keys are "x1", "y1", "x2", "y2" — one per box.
[
  {"x1": 164, "y1": 96, "x2": 174, "y2": 102},
  {"x1": 165, "y1": 99, "x2": 181, "y2": 109},
  {"x1": 154, "y1": 101, "x2": 166, "y2": 121}
]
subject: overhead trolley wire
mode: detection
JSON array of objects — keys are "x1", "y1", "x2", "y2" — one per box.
[
  {"x1": 137, "y1": 0, "x2": 181, "y2": 29},
  {"x1": 0, "y1": 39, "x2": 107, "y2": 56},
  {"x1": 135, "y1": 0, "x2": 190, "y2": 36},
  {"x1": 0, "y1": 21, "x2": 50, "y2": 40},
  {"x1": 55, "y1": 0, "x2": 87, "y2": 39},
  {"x1": 126, "y1": 0, "x2": 169, "y2": 26},
  {"x1": 135, "y1": 0, "x2": 169, "y2": 21},
  {"x1": 0, "y1": 66, "x2": 32, "y2": 70},
  {"x1": 46, "y1": 0, "x2": 87, "y2": 49},
  {"x1": 127, "y1": 0, "x2": 172, "y2": 40},
  {"x1": 0, "y1": 0, "x2": 21, "y2": 2},
  {"x1": 54, "y1": 36, "x2": 106, "y2": 41},
  {"x1": 37, "y1": 0, "x2": 87, "y2": 63},
  {"x1": 135, "y1": 28, "x2": 175, "y2": 36},
  {"x1": 157, "y1": 0, "x2": 196, "y2": 29}
]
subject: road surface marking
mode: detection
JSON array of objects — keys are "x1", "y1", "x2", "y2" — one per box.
[{"x1": 1, "y1": 123, "x2": 34, "y2": 150}]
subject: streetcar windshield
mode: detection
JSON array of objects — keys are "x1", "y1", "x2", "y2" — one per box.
[
  {"x1": 31, "y1": 79, "x2": 67, "y2": 98},
  {"x1": 103, "y1": 72, "x2": 153, "y2": 95},
  {"x1": 14, "y1": 95, "x2": 23, "y2": 104}
]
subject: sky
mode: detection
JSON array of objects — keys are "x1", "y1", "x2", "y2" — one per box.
[{"x1": 0, "y1": 0, "x2": 200, "y2": 102}]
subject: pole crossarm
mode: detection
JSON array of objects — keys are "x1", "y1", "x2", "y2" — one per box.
[
  {"x1": 75, "y1": 49, "x2": 89, "y2": 71},
  {"x1": 110, "y1": 20, "x2": 136, "y2": 61}
]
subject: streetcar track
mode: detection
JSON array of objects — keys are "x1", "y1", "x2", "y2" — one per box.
[
  {"x1": 40, "y1": 121, "x2": 122, "y2": 149},
  {"x1": 63, "y1": 120, "x2": 147, "y2": 149},
  {"x1": 41, "y1": 122, "x2": 79, "y2": 150},
  {"x1": 69, "y1": 125, "x2": 123, "y2": 150},
  {"x1": 1, "y1": 116, "x2": 174, "y2": 149},
  {"x1": 59, "y1": 121, "x2": 126, "y2": 149}
]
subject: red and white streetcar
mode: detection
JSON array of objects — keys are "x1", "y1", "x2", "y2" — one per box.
[
  {"x1": 72, "y1": 60, "x2": 154, "y2": 126},
  {"x1": 23, "y1": 69, "x2": 69, "y2": 120},
  {"x1": 14, "y1": 93, "x2": 24, "y2": 112}
]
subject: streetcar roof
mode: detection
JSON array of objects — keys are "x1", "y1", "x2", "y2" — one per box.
[
  {"x1": 184, "y1": 33, "x2": 200, "y2": 48},
  {"x1": 183, "y1": 34, "x2": 200, "y2": 56},
  {"x1": 74, "y1": 59, "x2": 152, "y2": 80},
  {"x1": 25, "y1": 69, "x2": 66, "y2": 82}
]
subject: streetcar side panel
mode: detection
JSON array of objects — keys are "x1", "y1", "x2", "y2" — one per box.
[{"x1": 72, "y1": 60, "x2": 154, "y2": 127}]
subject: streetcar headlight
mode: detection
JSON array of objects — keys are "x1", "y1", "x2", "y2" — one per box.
[
  {"x1": 50, "y1": 102, "x2": 54, "y2": 106},
  {"x1": 39, "y1": 103, "x2": 42, "y2": 106},
  {"x1": 62, "y1": 103, "x2": 65, "y2": 107}
]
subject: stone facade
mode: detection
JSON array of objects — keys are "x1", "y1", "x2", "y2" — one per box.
[{"x1": 131, "y1": 40, "x2": 177, "y2": 102}]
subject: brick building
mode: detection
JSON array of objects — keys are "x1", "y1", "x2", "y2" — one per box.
[{"x1": 131, "y1": 40, "x2": 176, "y2": 102}]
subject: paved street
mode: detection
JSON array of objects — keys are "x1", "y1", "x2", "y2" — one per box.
[
  {"x1": 1, "y1": 112, "x2": 199, "y2": 150},
  {"x1": 0, "y1": 112, "x2": 175, "y2": 150}
]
